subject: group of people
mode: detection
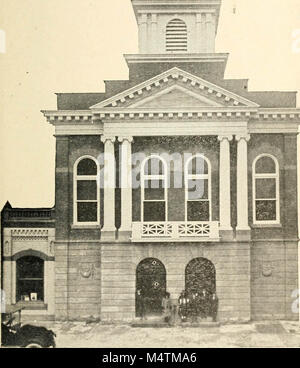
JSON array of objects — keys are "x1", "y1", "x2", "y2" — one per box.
[
  {"x1": 177, "y1": 290, "x2": 218, "y2": 323},
  {"x1": 137, "y1": 289, "x2": 219, "y2": 324}
]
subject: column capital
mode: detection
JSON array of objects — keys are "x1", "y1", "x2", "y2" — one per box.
[
  {"x1": 151, "y1": 13, "x2": 157, "y2": 23},
  {"x1": 205, "y1": 12, "x2": 215, "y2": 23},
  {"x1": 236, "y1": 134, "x2": 251, "y2": 142},
  {"x1": 196, "y1": 13, "x2": 203, "y2": 23},
  {"x1": 101, "y1": 135, "x2": 116, "y2": 144},
  {"x1": 118, "y1": 136, "x2": 134, "y2": 144},
  {"x1": 138, "y1": 13, "x2": 148, "y2": 25},
  {"x1": 218, "y1": 134, "x2": 233, "y2": 142}
]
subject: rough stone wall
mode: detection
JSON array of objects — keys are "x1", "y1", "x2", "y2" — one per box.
[
  {"x1": 101, "y1": 242, "x2": 251, "y2": 322},
  {"x1": 55, "y1": 242, "x2": 101, "y2": 321},
  {"x1": 251, "y1": 241, "x2": 298, "y2": 320}
]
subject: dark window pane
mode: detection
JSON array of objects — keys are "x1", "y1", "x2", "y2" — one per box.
[
  {"x1": 77, "y1": 202, "x2": 98, "y2": 222},
  {"x1": 17, "y1": 256, "x2": 44, "y2": 302},
  {"x1": 255, "y1": 200, "x2": 277, "y2": 221},
  {"x1": 17, "y1": 256, "x2": 44, "y2": 279},
  {"x1": 144, "y1": 202, "x2": 166, "y2": 222},
  {"x1": 77, "y1": 180, "x2": 97, "y2": 200},
  {"x1": 256, "y1": 178, "x2": 276, "y2": 199},
  {"x1": 17, "y1": 280, "x2": 44, "y2": 302},
  {"x1": 188, "y1": 157, "x2": 208, "y2": 175},
  {"x1": 255, "y1": 156, "x2": 276, "y2": 174},
  {"x1": 77, "y1": 158, "x2": 97, "y2": 176},
  {"x1": 144, "y1": 158, "x2": 164, "y2": 175},
  {"x1": 188, "y1": 179, "x2": 208, "y2": 200},
  {"x1": 144, "y1": 180, "x2": 165, "y2": 200},
  {"x1": 187, "y1": 201, "x2": 210, "y2": 221}
]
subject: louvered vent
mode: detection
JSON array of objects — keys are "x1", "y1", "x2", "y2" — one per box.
[{"x1": 166, "y1": 19, "x2": 188, "y2": 52}]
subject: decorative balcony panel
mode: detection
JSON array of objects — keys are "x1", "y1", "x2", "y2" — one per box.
[{"x1": 131, "y1": 221, "x2": 220, "y2": 242}]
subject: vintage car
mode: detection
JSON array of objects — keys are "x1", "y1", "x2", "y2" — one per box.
[{"x1": 1, "y1": 305, "x2": 56, "y2": 348}]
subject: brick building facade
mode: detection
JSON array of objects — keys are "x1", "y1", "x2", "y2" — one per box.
[{"x1": 1, "y1": 0, "x2": 300, "y2": 322}]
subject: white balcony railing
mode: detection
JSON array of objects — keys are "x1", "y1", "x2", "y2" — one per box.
[{"x1": 131, "y1": 221, "x2": 220, "y2": 242}]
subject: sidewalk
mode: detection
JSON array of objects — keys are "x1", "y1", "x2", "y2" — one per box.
[{"x1": 46, "y1": 320, "x2": 300, "y2": 348}]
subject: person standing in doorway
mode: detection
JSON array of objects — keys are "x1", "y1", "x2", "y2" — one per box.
[
  {"x1": 162, "y1": 292, "x2": 172, "y2": 324},
  {"x1": 210, "y1": 292, "x2": 219, "y2": 322},
  {"x1": 137, "y1": 288, "x2": 147, "y2": 321},
  {"x1": 178, "y1": 290, "x2": 189, "y2": 322}
]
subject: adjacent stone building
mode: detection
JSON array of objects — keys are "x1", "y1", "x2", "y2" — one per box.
[{"x1": 1, "y1": 0, "x2": 300, "y2": 322}]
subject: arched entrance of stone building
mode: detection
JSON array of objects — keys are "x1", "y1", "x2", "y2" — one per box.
[
  {"x1": 136, "y1": 258, "x2": 166, "y2": 317},
  {"x1": 185, "y1": 258, "x2": 216, "y2": 296}
]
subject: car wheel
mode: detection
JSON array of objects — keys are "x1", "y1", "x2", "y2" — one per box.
[
  {"x1": 24, "y1": 339, "x2": 45, "y2": 348},
  {"x1": 25, "y1": 342, "x2": 43, "y2": 348}
]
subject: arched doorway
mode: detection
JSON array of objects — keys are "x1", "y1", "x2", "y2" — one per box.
[
  {"x1": 136, "y1": 258, "x2": 166, "y2": 317},
  {"x1": 185, "y1": 258, "x2": 216, "y2": 296}
]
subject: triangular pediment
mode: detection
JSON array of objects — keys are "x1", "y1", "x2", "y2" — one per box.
[
  {"x1": 132, "y1": 85, "x2": 223, "y2": 108},
  {"x1": 90, "y1": 67, "x2": 260, "y2": 110}
]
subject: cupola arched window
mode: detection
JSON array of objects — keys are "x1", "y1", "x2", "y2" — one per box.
[{"x1": 166, "y1": 19, "x2": 188, "y2": 52}]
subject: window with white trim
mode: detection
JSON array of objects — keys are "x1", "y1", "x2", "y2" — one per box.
[
  {"x1": 185, "y1": 155, "x2": 211, "y2": 221},
  {"x1": 253, "y1": 154, "x2": 280, "y2": 224},
  {"x1": 141, "y1": 156, "x2": 168, "y2": 222},
  {"x1": 166, "y1": 19, "x2": 188, "y2": 52},
  {"x1": 74, "y1": 156, "x2": 100, "y2": 224}
]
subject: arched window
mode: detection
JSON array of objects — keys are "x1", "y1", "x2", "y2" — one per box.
[
  {"x1": 166, "y1": 19, "x2": 188, "y2": 52},
  {"x1": 74, "y1": 156, "x2": 99, "y2": 224},
  {"x1": 185, "y1": 155, "x2": 211, "y2": 221},
  {"x1": 141, "y1": 156, "x2": 168, "y2": 222},
  {"x1": 253, "y1": 154, "x2": 280, "y2": 224},
  {"x1": 16, "y1": 256, "x2": 44, "y2": 302}
]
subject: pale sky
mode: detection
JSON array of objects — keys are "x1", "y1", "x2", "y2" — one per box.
[{"x1": 0, "y1": 0, "x2": 299, "y2": 210}]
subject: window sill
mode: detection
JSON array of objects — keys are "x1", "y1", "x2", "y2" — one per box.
[
  {"x1": 16, "y1": 302, "x2": 48, "y2": 311},
  {"x1": 71, "y1": 224, "x2": 101, "y2": 230},
  {"x1": 252, "y1": 223, "x2": 282, "y2": 229}
]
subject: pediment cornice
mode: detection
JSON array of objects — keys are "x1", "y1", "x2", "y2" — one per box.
[{"x1": 90, "y1": 67, "x2": 260, "y2": 110}]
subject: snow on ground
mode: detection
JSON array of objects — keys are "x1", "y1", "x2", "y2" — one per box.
[{"x1": 45, "y1": 321, "x2": 300, "y2": 348}]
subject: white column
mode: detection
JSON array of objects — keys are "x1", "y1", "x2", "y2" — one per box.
[
  {"x1": 138, "y1": 13, "x2": 148, "y2": 54},
  {"x1": 201, "y1": 13, "x2": 206, "y2": 53},
  {"x1": 101, "y1": 135, "x2": 116, "y2": 239},
  {"x1": 218, "y1": 135, "x2": 233, "y2": 231},
  {"x1": 236, "y1": 134, "x2": 251, "y2": 231},
  {"x1": 118, "y1": 136, "x2": 133, "y2": 240},
  {"x1": 150, "y1": 13, "x2": 157, "y2": 53},
  {"x1": 205, "y1": 12, "x2": 216, "y2": 53},
  {"x1": 196, "y1": 13, "x2": 202, "y2": 53}
]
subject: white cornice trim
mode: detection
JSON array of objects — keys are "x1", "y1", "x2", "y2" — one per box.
[
  {"x1": 253, "y1": 108, "x2": 300, "y2": 122},
  {"x1": 54, "y1": 125, "x2": 103, "y2": 136},
  {"x1": 90, "y1": 67, "x2": 259, "y2": 109},
  {"x1": 42, "y1": 110, "x2": 94, "y2": 125},
  {"x1": 249, "y1": 121, "x2": 298, "y2": 134},
  {"x1": 137, "y1": 9, "x2": 216, "y2": 13},
  {"x1": 103, "y1": 120, "x2": 248, "y2": 137},
  {"x1": 124, "y1": 53, "x2": 228, "y2": 64},
  {"x1": 93, "y1": 108, "x2": 257, "y2": 123}
]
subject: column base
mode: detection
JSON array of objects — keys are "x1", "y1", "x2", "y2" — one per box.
[
  {"x1": 235, "y1": 228, "x2": 251, "y2": 241},
  {"x1": 118, "y1": 230, "x2": 132, "y2": 242},
  {"x1": 219, "y1": 228, "x2": 234, "y2": 241},
  {"x1": 101, "y1": 229, "x2": 116, "y2": 241}
]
